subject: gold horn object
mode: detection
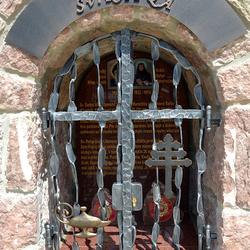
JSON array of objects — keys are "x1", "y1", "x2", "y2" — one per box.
[{"x1": 54, "y1": 202, "x2": 110, "y2": 238}]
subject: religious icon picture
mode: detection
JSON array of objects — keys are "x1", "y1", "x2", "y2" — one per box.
[
  {"x1": 107, "y1": 58, "x2": 153, "y2": 89},
  {"x1": 134, "y1": 59, "x2": 153, "y2": 88},
  {"x1": 107, "y1": 60, "x2": 118, "y2": 89}
]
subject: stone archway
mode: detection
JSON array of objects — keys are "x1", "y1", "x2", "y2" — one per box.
[
  {"x1": 1, "y1": 3, "x2": 250, "y2": 250},
  {"x1": 37, "y1": 8, "x2": 221, "y2": 249},
  {"x1": 6, "y1": 0, "x2": 246, "y2": 57}
]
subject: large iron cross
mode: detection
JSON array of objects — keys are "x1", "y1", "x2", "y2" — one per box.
[
  {"x1": 42, "y1": 29, "x2": 210, "y2": 250},
  {"x1": 145, "y1": 134, "x2": 192, "y2": 198}
]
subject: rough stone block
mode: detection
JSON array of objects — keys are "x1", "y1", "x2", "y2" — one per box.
[
  {"x1": 203, "y1": 75, "x2": 220, "y2": 106},
  {"x1": 50, "y1": 26, "x2": 74, "y2": 49},
  {"x1": 76, "y1": 10, "x2": 102, "y2": 31},
  {"x1": 110, "y1": 5, "x2": 134, "y2": 22},
  {"x1": 0, "y1": 0, "x2": 23, "y2": 17},
  {"x1": 211, "y1": 107, "x2": 250, "y2": 207},
  {"x1": 198, "y1": 34, "x2": 250, "y2": 68},
  {"x1": 49, "y1": 37, "x2": 80, "y2": 70},
  {"x1": 0, "y1": 73, "x2": 41, "y2": 110},
  {"x1": 227, "y1": 0, "x2": 250, "y2": 22},
  {"x1": 170, "y1": 40, "x2": 208, "y2": 71},
  {"x1": 217, "y1": 60, "x2": 250, "y2": 102},
  {"x1": 139, "y1": 6, "x2": 170, "y2": 26},
  {"x1": 220, "y1": 208, "x2": 250, "y2": 250},
  {"x1": 0, "y1": 194, "x2": 38, "y2": 249},
  {"x1": 176, "y1": 23, "x2": 200, "y2": 45},
  {"x1": 0, "y1": 19, "x2": 4, "y2": 33},
  {"x1": 0, "y1": 44, "x2": 42, "y2": 76},
  {"x1": 0, "y1": 121, "x2": 2, "y2": 180},
  {"x1": 6, "y1": 113, "x2": 43, "y2": 191}
]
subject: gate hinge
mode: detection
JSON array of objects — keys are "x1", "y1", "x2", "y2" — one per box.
[
  {"x1": 43, "y1": 224, "x2": 54, "y2": 248},
  {"x1": 206, "y1": 106, "x2": 221, "y2": 131},
  {"x1": 42, "y1": 108, "x2": 50, "y2": 133},
  {"x1": 205, "y1": 224, "x2": 217, "y2": 249},
  {"x1": 43, "y1": 220, "x2": 60, "y2": 249}
]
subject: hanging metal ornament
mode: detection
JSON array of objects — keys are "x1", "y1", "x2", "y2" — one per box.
[
  {"x1": 172, "y1": 62, "x2": 184, "y2": 250},
  {"x1": 93, "y1": 41, "x2": 108, "y2": 250},
  {"x1": 149, "y1": 38, "x2": 160, "y2": 250}
]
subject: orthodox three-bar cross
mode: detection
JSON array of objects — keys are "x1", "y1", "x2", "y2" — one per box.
[{"x1": 145, "y1": 134, "x2": 192, "y2": 198}]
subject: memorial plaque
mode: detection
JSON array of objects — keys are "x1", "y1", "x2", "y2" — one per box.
[{"x1": 76, "y1": 53, "x2": 189, "y2": 212}]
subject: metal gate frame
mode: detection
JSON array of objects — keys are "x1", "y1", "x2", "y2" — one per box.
[{"x1": 42, "y1": 29, "x2": 216, "y2": 250}]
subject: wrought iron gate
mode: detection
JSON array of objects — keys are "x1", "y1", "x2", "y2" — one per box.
[{"x1": 42, "y1": 29, "x2": 216, "y2": 250}]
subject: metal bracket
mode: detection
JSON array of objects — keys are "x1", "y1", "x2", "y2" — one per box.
[
  {"x1": 206, "y1": 105, "x2": 221, "y2": 131},
  {"x1": 205, "y1": 225, "x2": 217, "y2": 249},
  {"x1": 43, "y1": 224, "x2": 53, "y2": 248},
  {"x1": 206, "y1": 106, "x2": 212, "y2": 131},
  {"x1": 43, "y1": 214, "x2": 60, "y2": 249},
  {"x1": 42, "y1": 107, "x2": 50, "y2": 133},
  {"x1": 211, "y1": 119, "x2": 221, "y2": 126},
  {"x1": 112, "y1": 182, "x2": 143, "y2": 211}
]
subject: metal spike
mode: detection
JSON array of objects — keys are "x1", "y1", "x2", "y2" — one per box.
[
  {"x1": 151, "y1": 40, "x2": 159, "y2": 61},
  {"x1": 98, "y1": 189, "x2": 105, "y2": 207},
  {"x1": 93, "y1": 42, "x2": 100, "y2": 65},
  {"x1": 97, "y1": 227, "x2": 104, "y2": 244},
  {"x1": 153, "y1": 183, "x2": 161, "y2": 203},
  {"x1": 74, "y1": 42, "x2": 92, "y2": 59},
  {"x1": 151, "y1": 80, "x2": 159, "y2": 103},
  {"x1": 50, "y1": 153, "x2": 59, "y2": 176},
  {"x1": 73, "y1": 241, "x2": 80, "y2": 250},
  {"x1": 98, "y1": 85, "x2": 104, "y2": 108},
  {"x1": 154, "y1": 203, "x2": 160, "y2": 223},
  {"x1": 97, "y1": 169, "x2": 104, "y2": 188},
  {"x1": 152, "y1": 223, "x2": 160, "y2": 243},
  {"x1": 172, "y1": 225, "x2": 181, "y2": 245},
  {"x1": 66, "y1": 144, "x2": 76, "y2": 163},
  {"x1": 173, "y1": 206, "x2": 180, "y2": 225},
  {"x1": 115, "y1": 39, "x2": 121, "y2": 58},
  {"x1": 67, "y1": 101, "x2": 77, "y2": 112},
  {"x1": 194, "y1": 84, "x2": 206, "y2": 108},
  {"x1": 196, "y1": 149, "x2": 207, "y2": 172},
  {"x1": 173, "y1": 62, "x2": 181, "y2": 87},
  {"x1": 98, "y1": 147, "x2": 106, "y2": 169},
  {"x1": 60, "y1": 55, "x2": 75, "y2": 75},
  {"x1": 175, "y1": 166, "x2": 183, "y2": 188},
  {"x1": 73, "y1": 202, "x2": 80, "y2": 217}
]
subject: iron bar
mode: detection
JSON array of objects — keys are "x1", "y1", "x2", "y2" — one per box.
[
  {"x1": 44, "y1": 108, "x2": 205, "y2": 123},
  {"x1": 121, "y1": 28, "x2": 135, "y2": 250},
  {"x1": 131, "y1": 109, "x2": 205, "y2": 120}
]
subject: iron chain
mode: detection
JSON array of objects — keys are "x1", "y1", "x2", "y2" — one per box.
[
  {"x1": 150, "y1": 38, "x2": 161, "y2": 250},
  {"x1": 94, "y1": 41, "x2": 107, "y2": 250}
]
